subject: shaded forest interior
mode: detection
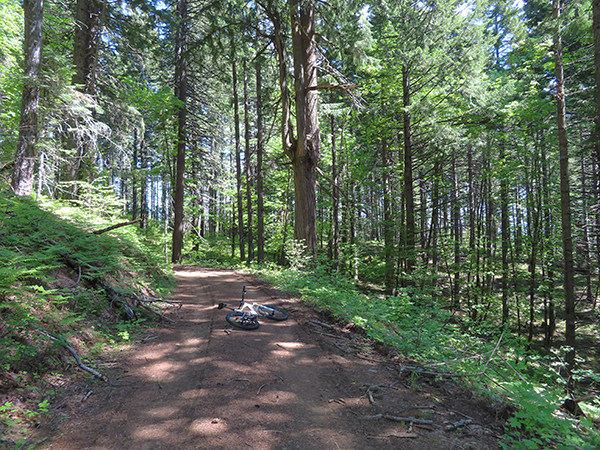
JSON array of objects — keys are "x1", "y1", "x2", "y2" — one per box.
[{"x1": 2, "y1": 0, "x2": 600, "y2": 448}]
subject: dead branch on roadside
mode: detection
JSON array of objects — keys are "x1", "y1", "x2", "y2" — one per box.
[
  {"x1": 137, "y1": 297, "x2": 182, "y2": 308},
  {"x1": 445, "y1": 419, "x2": 472, "y2": 431},
  {"x1": 400, "y1": 330, "x2": 505, "y2": 379},
  {"x1": 309, "y1": 319, "x2": 334, "y2": 329},
  {"x1": 137, "y1": 303, "x2": 176, "y2": 323},
  {"x1": 365, "y1": 413, "x2": 433, "y2": 425},
  {"x1": 37, "y1": 329, "x2": 108, "y2": 381}
]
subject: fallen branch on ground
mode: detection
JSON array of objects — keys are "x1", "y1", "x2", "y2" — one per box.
[
  {"x1": 367, "y1": 432, "x2": 418, "y2": 439},
  {"x1": 365, "y1": 413, "x2": 433, "y2": 425},
  {"x1": 445, "y1": 419, "x2": 472, "y2": 431},
  {"x1": 309, "y1": 319, "x2": 334, "y2": 329},
  {"x1": 37, "y1": 329, "x2": 108, "y2": 381},
  {"x1": 396, "y1": 405, "x2": 435, "y2": 415},
  {"x1": 400, "y1": 330, "x2": 505, "y2": 379},
  {"x1": 137, "y1": 297, "x2": 182, "y2": 307},
  {"x1": 93, "y1": 218, "x2": 142, "y2": 235},
  {"x1": 138, "y1": 303, "x2": 176, "y2": 323}
]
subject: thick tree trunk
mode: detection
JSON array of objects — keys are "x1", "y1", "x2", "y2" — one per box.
[
  {"x1": 452, "y1": 158, "x2": 461, "y2": 305},
  {"x1": 140, "y1": 127, "x2": 148, "y2": 229},
  {"x1": 289, "y1": 0, "x2": 320, "y2": 253},
  {"x1": 12, "y1": 0, "x2": 44, "y2": 197},
  {"x1": 73, "y1": 0, "x2": 101, "y2": 95},
  {"x1": 261, "y1": 0, "x2": 320, "y2": 255},
  {"x1": 131, "y1": 128, "x2": 139, "y2": 219},
  {"x1": 63, "y1": 0, "x2": 102, "y2": 192},
  {"x1": 554, "y1": 0, "x2": 576, "y2": 374},
  {"x1": 382, "y1": 125, "x2": 394, "y2": 295},
  {"x1": 171, "y1": 0, "x2": 187, "y2": 263}
]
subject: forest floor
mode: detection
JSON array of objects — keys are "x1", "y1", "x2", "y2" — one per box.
[{"x1": 38, "y1": 266, "x2": 505, "y2": 450}]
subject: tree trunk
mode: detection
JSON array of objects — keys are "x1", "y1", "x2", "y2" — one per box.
[
  {"x1": 261, "y1": 0, "x2": 320, "y2": 255},
  {"x1": 382, "y1": 112, "x2": 394, "y2": 294},
  {"x1": 452, "y1": 157, "x2": 461, "y2": 305},
  {"x1": 244, "y1": 59, "x2": 254, "y2": 262},
  {"x1": 132, "y1": 127, "x2": 139, "y2": 219},
  {"x1": 231, "y1": 37, "x2": 245, "y2": 261},
  {"x1": 592, "y1": 0, "x2": 600, "y2": 310},
  {"x1": 12, "y1": 0, "x2": 44, "y2": 197},
  {"x1": 64, "y1": 0, "x2": 102, "y2": 189},
  {"x1": 73, "y1": 0, "x2": 101, "y2": 96},
  {"x1": 331, "y1": 96, "x2": 340, "y2": 272},
  {"x1": 402, "y1": 66, "x2": 415, "y2": 275},
  {"x1": 171, "y1": 0, "x2": 187, "y2": 263},
  {"x1": 289, "y1": 0, "x2": 320, "y2": 254},
  {"x1": 554, "y1": 0, "x2": 576, "y2": 375},
  {"x1": 500, "y1": 144, "x2": 510, "y2": 325},
  {"x1": 256, "y1": 61, "x2": 265, "y2": 264},
  {"x1": 140, "y1": 127, "x2": 148, "y2": 229}
]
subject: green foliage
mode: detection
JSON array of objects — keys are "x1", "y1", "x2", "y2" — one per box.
[
  {"x1": 0, "y1": 193, "x2": 174, "y2": 371},
  {"x1": 241, "y1": 257, "x2": 600, "y2": 449},
  {"x1": 501, "y1": 381, "x2": 600, "y2": 450},
  {"x1": 284, "y1": 239, "x2": 310, "y2": 271},
  {"x1": 0, "y1": 0, "x2": 23, "y2": 162}
]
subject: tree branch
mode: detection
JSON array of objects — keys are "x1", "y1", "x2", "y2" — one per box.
[
  {"x1": 93, "y1": 218, "x2": 142, "y2": 235},
  {"x1": 37, "y1": 329, "x2": 108, "y2": 381}
]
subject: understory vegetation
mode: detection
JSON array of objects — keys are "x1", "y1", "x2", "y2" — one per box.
[
  {"x1": 1, "y1": 192, "x2": 600, "y2": 449},
  {"x1": 0, "y1": 192, "x2": 174, "y2": 448},
  {"x1": 191, "y1": 239, "x2": 600, "y2": 450},
  {"x1": 3, "y1": 0, "x2": 600, "y2": 448},
  {"x1": 249, "y1": 261, "x2": 600, "y2": 450}
]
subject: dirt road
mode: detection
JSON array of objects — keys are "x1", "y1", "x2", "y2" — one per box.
[{"x1": 45, "y1": 267, "x2": 501, "y2": 450}]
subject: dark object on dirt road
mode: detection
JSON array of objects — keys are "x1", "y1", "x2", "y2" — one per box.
[{"x1": 218, "y1": 285, "x2": 289, "y2": 330}]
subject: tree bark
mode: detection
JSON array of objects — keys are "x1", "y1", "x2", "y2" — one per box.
[
  {"x1": 289, "y1": 0, "x2": 320, "y2": 254},
  {"x1": 72, "y1": 0, "x2": 101, "y2": 96},
  {"x1": 592, "y1": 0, "x2": 600, "y2": 311},
  {"x1": 500, "y1": 144, "x2": 510, "y2": 325},
  {"x1": 231, "y1": 35, "x2": 245, "y2": 261},
  {"x1": 62, "y1": 0, "x2": 103, "y2": 193},
  {"x1": 402, "y1": 66, "x2": 415, "y2": 275},
  {"x1": 172, "y1": 0, "x2": 188, "y2": 263},
  {"x1": 331, "y1": 94, "x2": 340, "y2": 272},
  {"x1": 452, "y1": 157, "x2": 461, "y2": 305},
  {"x1": 553, "y1": 0, "x2": 576, "y2": 374},
  {"x1": 132, "y1": 127, "x2": 139, "y2": 219},
  {"x1": 244, "y1": 59, "x2": 254, "y2": 262},
  {"x1": 140, "y1": 125, "x2": 148, "y2": 230},
  {"x1": 12, "y1": 0, "x2": 44, "y2": 197},
  {"x1": 260, "y1": 0, "x2": 320, "y2": 255},
  {"x1": 256, "y1": 62, "x2": 265, "y2": 264},
  {"x1": 382, "y1": 97, "x2": 394, "y2": 294}
]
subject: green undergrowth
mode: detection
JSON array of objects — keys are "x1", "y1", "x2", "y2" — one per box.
[
  {"x1": 243, "y1": 262, "x2": 600, "y2": 450},
  {"x1": 0, "y1": 192, "x2": 174, "y2": 447}
]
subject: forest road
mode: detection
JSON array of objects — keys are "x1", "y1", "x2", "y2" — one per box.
[{"x1": 45, "y1": 266, "x2": 501, "y2": 450}]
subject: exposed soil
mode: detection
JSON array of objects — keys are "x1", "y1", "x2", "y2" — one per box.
[{"x1": 40, "y1": 266, "x2": 504, "y2": 449}]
